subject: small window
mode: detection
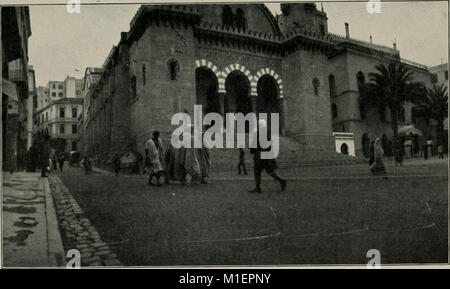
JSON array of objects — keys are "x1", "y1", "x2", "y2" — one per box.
[
  {"x1": 222, "y1": 5, "x2": 233, "y2": 27},
  {"x1": 131, "y1": 76, "x2": 137, "y2": 98},
  {"x1": 58, "y1": 84, "x2": 63, "y2": 89},
  {"x1": 360, "y1": 102, "x2": 366, "y2": 120},
  {"x1": 72, "y1": 124, "x2": 77, "y2": 134},
  {"x1": 235, "y1": 8, "x2": 246, "y2": 29},
  {"x1": 142, "y1": 64, "x2": 146, "y2": 86},
  {"x1": 8, "y1": 104, "x2": 13, "y2": 109},
  {"x1": 58, "y1": 92, "x2": 63, "y2": 97},
  {"x1": 357, "y1": 71, "x2": 365, "y2": 90},
  {"x1": 331, "y1": 103, "x2": 338, "y2": 119},
  {"x1": 313, "y1": 78, "x2": 320, "y2": 96},
  {"x1": 169, "y1": 60, "x2": 179, "y2": 81},
  {"x1": 319, "y1": 23, "x2": 325, "y2": 36},
  {"x1": 445, "y1": 71, "x2": 448, "y2": 80},
  {"x1": 72, "y1": 141, "x2": 77, "y2": 151},
  {"x1": 72, "y1": 108, "x2": 77, "y2": 118},
  {"x1": 52, "y1": 92, "x2": 56, "y2": 97},
  {"x1": 52, "y1": 84, "x2": 56, "y2": 89},
  {"x1": 329, "y1": 74, "x2": 336, "y2": 97},
  {"x1": 45, "y1": 112, "x2": 48, "y2": 121},
  {"x1": 60, "y1": 124, "x2": 65, "y2": 134},
  {"x1": 60, "y1": 108, "x2": 65, "y2": 118}
]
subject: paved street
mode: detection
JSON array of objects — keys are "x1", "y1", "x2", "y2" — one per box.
[{"x1": 50, "y1": 158, "x2": 448, "y2": 266}]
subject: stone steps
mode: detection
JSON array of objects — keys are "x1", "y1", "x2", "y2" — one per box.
[{"x1": 210, "y1": 136, "x2": 365, "y2": 171}]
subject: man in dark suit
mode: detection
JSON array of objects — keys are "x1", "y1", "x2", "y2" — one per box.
[{"x1": 248, "y1": 120, "x2": 286, "y2": 194}]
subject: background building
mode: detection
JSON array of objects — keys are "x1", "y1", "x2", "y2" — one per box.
[
  {"x1": 48, "y1": 80, "x2": 65, "y2": 99},
  {"x1": 34, "y1": 97, "x2": 84, "y2": 154},
  {"x1": 82, "y1": 3, "x2": 437, "y2": 165}
]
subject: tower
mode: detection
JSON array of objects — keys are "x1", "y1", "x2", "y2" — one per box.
[{"x1": 278, "y1": 3, "x2": 328, "y2": 36}]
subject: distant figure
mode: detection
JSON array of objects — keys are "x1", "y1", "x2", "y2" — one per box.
[
  {"x1": 394, "y1": 138, "x2": 403, "y2": 167},
  {"x1": 249, "y1": 119, "x2": 286, "y2": 194},
  {"x1": 370, "y1": 138, "x2": 387, "y2": 175},
  {"x1": 423, "y1": 140, "x2": 428, "y2": 160},
  {"x1": 58, "y1": 153, "x2": 65, "y2": 171},
  {"x1": 145, "y1": 131, "x2": 166, "y2": 186},
  {"x1": 51, "y1": 154, "x2": 57, "y2": 171},
  {"x1": 39, "y1": 135, "x2": 50, "y2": 177},
  {"x1": 81, "y1": 156, "x2": 92, "y2": 175},
  {"x1": 368, "y1": 140, "x2": 375, "y2": 166},
  {"x1": 238, "y1": 148, "x2": 247, "y2": 175},
  {"x1": 112, "y1": 154, "x2": 121, "y2": 176},
  {"x1": 438, "y1": 144, "x2": 444, "y2": 159}
]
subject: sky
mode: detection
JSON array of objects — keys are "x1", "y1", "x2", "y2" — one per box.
[{"x1": 28, "y1": 1, "x2": 448, "y2": 87}]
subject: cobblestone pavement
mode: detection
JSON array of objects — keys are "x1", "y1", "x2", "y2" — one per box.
[{"x1": 48, "y1": 175, "x2": 122, "y2": 267}]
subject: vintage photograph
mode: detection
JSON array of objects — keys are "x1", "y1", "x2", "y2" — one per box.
[{"x1": 1, "y1": 1, "x2": 448, "y2": 267}]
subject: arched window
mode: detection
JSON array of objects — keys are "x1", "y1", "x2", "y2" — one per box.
[
  {"x1": 329, "y1": 74, "x2": 336, "y2": 97},
  {"x1": 222, "y1": 6, "x2": 233, "y2": 27},
  {"x1": 235, "y1": 8, "x2": 246, "y2": 29},
  {"x1": 142, "y1": 64, "x2": 146, "y2": 86},
  {"x1": 331, "y1": 103, "x2": 338, "y2": 119},
  {"x1": 357, "y1": 71, "x2": 365, "y2": 91},
  {"x1": 340, "y1": 143, "x2": 349, "y2": 155},
  {"x1": 313, "y1": 77, "x2": 320, "y2": 96},
  {"x1": 168, "y1": 60, "x2": 179, "y2": 81}
]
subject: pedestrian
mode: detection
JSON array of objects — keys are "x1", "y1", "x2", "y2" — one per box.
[
  {"x1": 51, "y1": 154, "x2": 58, "y2": 171},
  {"x1": 248, "y1": 119, "x2": 286, "y2": 194},
  {"x1": 39, "y1": 134, "x2": 50, "y2": 177},
  {"x1": 368, "y1": 140, "x2": 375, "y2": 166},
  {"x1": 196, "y1": 133, "x2": 211, "y2": 184},
  {"x1": 370, "y1": 138, "x2": 387, "y2": 175},
  {"x1": 58, "y1": 153, "x2": 65, "y2": 171},
  {"x1": 112, "y1": 154, "x2": 121, "y2": 176},
  {"x1": 423, "y1": 140, "x2": 428, "y2": 160},
  {"x1": 238, "y1": 148, "x2": 247, "y2": 175},
  {"x1": 438, "y1": 144, "x2": 444, "y2": 159},
  {"x1": 394, "y1": 137, "x2": 403, "y2": 167},
  {"x1": 145, "y1": 131, "x2": 166, "y2": 186},
  {"x1": 81, "y1": 156, "x2": 92, "y2": 175}
]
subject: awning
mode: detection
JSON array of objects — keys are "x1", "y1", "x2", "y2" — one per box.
[
  {"x1": 2, "y1": 79, "x2": 19, "y2": 101},
  {"x1": 398, "y1": 125, "x2": 423, "y2": 136}
]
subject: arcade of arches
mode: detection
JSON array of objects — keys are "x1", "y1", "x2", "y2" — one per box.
[{"x1": 195, "y1": 66, "x2": 283, "y2": 133}]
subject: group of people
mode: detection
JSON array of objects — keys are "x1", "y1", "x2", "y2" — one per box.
[
  {"x1": 135, "y1": 119, "x2": 287, "y2": 193},
  {"x1": 142, "y1": 129, "x2": 211, "y2": 186}
]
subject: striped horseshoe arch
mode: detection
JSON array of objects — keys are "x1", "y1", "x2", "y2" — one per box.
[
  {"x1": 195, "y1": 59, "x2": 221, "y2": 84},
  {"x1": 219, "y1": 63, "x2": 252, "y2": 94},
  {"x1": 254, "y1": 68, "x2": 284, "y2": 99}
]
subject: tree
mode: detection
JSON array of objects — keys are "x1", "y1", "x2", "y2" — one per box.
[
  {"x1": 359, "y1": 62, "x2": 426, "y2": 139},
  {"x1": 415, "y1": 83, "x2": 448, "y2": 145}
]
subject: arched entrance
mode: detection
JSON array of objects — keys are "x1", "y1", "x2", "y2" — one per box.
[
  {"x1": 257, "y1": 74, "x2": 281, "y2": 135},
  {"x1": 195, "y1": 67, "x2": 220, "y2": 114},
  {"x1": 225, "y1": 71, "x2": 252, "y2": 115}
]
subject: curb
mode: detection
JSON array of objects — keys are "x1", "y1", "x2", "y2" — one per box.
[{"x1": 43, "y1": 177, "x2": 66, "y2": 267}]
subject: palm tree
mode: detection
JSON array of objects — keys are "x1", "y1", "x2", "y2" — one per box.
[
  {"x1": 415, "y1": 83, "x2": 448, "y2": 145},
  {"x1": 360, "y1": 62, "x2": 425, "y2": 139}
]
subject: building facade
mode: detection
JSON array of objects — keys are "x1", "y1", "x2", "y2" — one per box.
[
  {"x1": 83, "y1": 3, "x2": 437, "y2": 163},
  {"x1": 1, "y1": 6, "x2": 32, "y2": 171},
  {"x1": 34, "y1": 97, "x2": 84, "y2": 153}
]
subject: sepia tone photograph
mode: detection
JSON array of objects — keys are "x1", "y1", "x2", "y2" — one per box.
[{"x1": 1, "y1": 0, "x2": 448, "y2": 268}]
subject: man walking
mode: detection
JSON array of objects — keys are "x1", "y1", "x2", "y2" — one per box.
[
  {"x1": 249, "y1": 120, "x2": 286, "y2": 194},
  {"x1": 238, "y1": 148, "x2": 247, "y2": 175},
  {"x1": 39, "y1": 134, "x2": 50, "y2": 177}
]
